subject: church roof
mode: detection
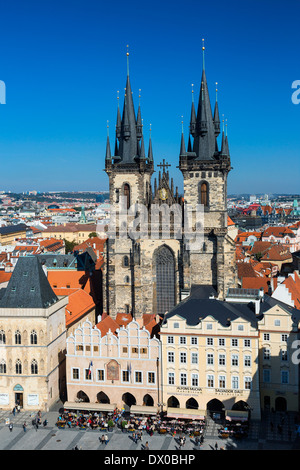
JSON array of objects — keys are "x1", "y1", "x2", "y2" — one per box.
[{"x1": 0, "y1": 256, "x2": 58, "y2": 309}]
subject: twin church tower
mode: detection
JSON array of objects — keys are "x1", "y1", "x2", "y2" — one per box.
[{"x1": 103, "y1": 44, "x2": 237, "y2": 321}]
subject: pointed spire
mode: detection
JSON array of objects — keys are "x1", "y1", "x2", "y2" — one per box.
[
  {"x1": 105, "y1": 120, "x2": 112, "y2": 160},
  {"x1": 116, "y1": 90, "x2": 121, "y2": 139},
  {"x1": 180, "y1": 116, "x2": 186, "y2": 156},
  {"x1": 148, "y1": 124, "x2": 153, "y2": 161},
  {"x1": 126, "y1": 44, "x2": 130, "y2": 76},
  {"x1": 140, "y1": 133, "x2": 146, "y2": 159},
  {"x1": 189, "y1": 83, "x2": 196, "y2": 137},
  {"x1": 202, "y1": 38, "x2": 205, "y2": 70},
  {"x1": 225, "y1": 118, "x2": 230, "y2": 156},
  {"x1": 136, "y1": 88, "x2": 143, "y2": 140},
  {"x1": 188, "y1": 134, "x2": 192, "y2": 152},
  {"x1": 220, "y1": 116, "x2": 227, "y2": 156},
  {"x1": 213, "y1": 82, "x2": 220, "y2": 136}
]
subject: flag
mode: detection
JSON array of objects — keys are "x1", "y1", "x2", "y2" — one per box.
[{"x1": 88, "y1": 361, "x2": 93, "y2": 377}]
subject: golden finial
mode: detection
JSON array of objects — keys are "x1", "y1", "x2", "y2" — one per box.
[
  {"x1": 181, "y1": 115, "x2": 184, "y2": 133},
  {"x1": 126, "y1": 44, "x2": 129, "y2": 56},
  {"x1": 202, "y1": 38, "x2": 205, "y2": 51},
  {"x1": 107, "y1": 120, "x2": 109, "y2": 136},
  {"x1": 215, "y1": 82, "x2": 218, "y2": 101},
  {"x1": 191, "y1": 83, "x2": 194, "y2": 102}
]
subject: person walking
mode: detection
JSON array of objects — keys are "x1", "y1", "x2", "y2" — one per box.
[
  {"x1": 144, "y1": 441, "x2": 149, "y2": 450},
  {"x1": 100, "y1": 434, "x2": 105, "y2": 445},
  {"x1": 9, "y1": 423, "x2": 13, "y2": 432},
  {"x1": 104, "y1": 434, "x2": 109, "y2": 446},
  {"x1": 23, "y1": 422, "x2": 27, "y2": 432},
  {"x1": 12, "y1": 407, "x2": 16, "y2": 417},
  {"x1": 215, "y1": 441, "x2": 218, "y2": 450}
]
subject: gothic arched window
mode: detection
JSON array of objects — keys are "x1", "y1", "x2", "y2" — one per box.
[
  {"x1": 123, "y1": 255, "x2": 129, "y2": 267},
  {"x1": 123, "y1": 183, "x2": 131, "y2": 210},
  {"x1": 0, "y1": 360, "x2": 6, "y2": 374},
  {"x1": 15, "y1": 330, "x2": 21, "y2": 345},
  {"x1": 199, "y1": 181, "x2": 209, "y2": 207},
  {"x1": 31, "y1": 359, "x2": 38, "y2": 375},
  {"x1": 155, "y1": 245, "x2": 176, "y2": 316},
  {"x1": 0, "y1": 330, "x2": 5, "y2": 344},
  {"x1": 16, "y1": 359, "x2": 22, "y2": 374},
  {"x1": 30, "y1": 330, "x2": 37, "y2": 345}
]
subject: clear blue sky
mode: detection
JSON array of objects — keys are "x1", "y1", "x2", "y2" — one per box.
[{"x1": 0, "y1": 0, "x2": 299, "y2": 194}]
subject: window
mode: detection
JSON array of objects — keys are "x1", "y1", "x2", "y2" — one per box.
[
  {"x1": 0, "y1": 330, "x2": 6, "y2": 344},
  {"x1": 263, "y1": 369, "x2": 271, "y2": 383},
  {"x1": 200, "y1": 181, "x2": 209, "y2": 207},
  {"x1": 72, "y1": 368, "x2": 79, "y2": 380},
  {"x1": 180, "y1": 373, "x2": 187, "y2": 386},
  {"x1": 219, "y1": 354, "x2": 226, "y2": 366},
  {"x1": 274, "y1": 319, "x2": 281, "y2": 327},
  {"x1": 122, "y1": 347, "x2": 128, "y2": 354},
  {"x1": 15, "y1": 330, "x2": 21, "y2": 345},
  {"x1": 281, "y1": 350, "x2": 288, "y2": 361},
  {"x1": 219, "y1": 338, "x2": 225, "y2": 347},
  {"x1": 122, "y1": 370, "x2": 129, "y2": 382},
  {"x1": 207, "y1": 353, "x2": 214, "y2": 365},
  {"x1": 191, "y1": 337, "x2": 198, "y2": 345},
  {"x1": 16, "y1": 360, "x2": 22, "y2": 375},
  {"x1": 219, "y1": 376, "x2": 226, "y2": 388},
  {"x1": 132, "y1": 347, "x2": 138, "y2": 354},
  {"x1": 244, "y1": 355, "x2": 251, "y2": 367},
  {"x1": 0, "y1": 360, "x2": 6, "y2": 374},
  {"x1": 168, "y1": 352, "x2": 175, "y2": 363},
  {"x1": 238, "y1": 324, "x2": 244, "y2": 331},
  {"x1": 263, "y1": 348, "x2": 270, "y2": 360},
  {"x1": 76, "y1": 345, "x2": 84, "y2": 352},
  {"x1": 179, "y1": 336, "x2": 186, "y2": 344},
  {"x1": 281, "y1": 334, "x2": 288, "y2": 342},
  {"x1": 98, "y1": 370, "x2": 105, "y2": 381},
  {"x1": 232, "y1": 376, "x2": 239, "y2": 389},
  {"x1": 123, "y1": 255, "x2": 129, "y2": 267},
  {"x1": 180, "y1": 352, "x2": 187, "y2": 364},
  {"x1": 31, "y1": 360, "x2": 38, "y2": 375},
  {"x1": 148, "y1": 372, "x2": 155, "y2": 384},
  {"x1": 174, "y1": 322, "x2": 179, "y2": 329},
  {"x1": 135, "y1": 371, "x2": 142, "y2": 383},
  {"x1": 168, "y1": 372, "x2": 175, "y2": 385},
  {"x1": 206, "y1": 323, "x2": 213, "y2": 330},
  {"x1": 167, "y1": 336, "x2": 174, "y2": 344},
  {"x1": 281, "y1": 371, "x2": 289, "y2": 384},
  {"x1": 231, "y1": 338, "x2": 238, "y2": 347},
  {"x1": 191, "y1": 374, "x2": 198, "y2": 387},
  {"x1": 244, "y1": 339, "x2": 251, "y2": 348},
  {"x1": 263, "y1": 333, "x2": 270, "y2": 341},
  {"x1": 191, "y1": 352, "x2": 198, "y2": 364},
  {"x1": 231, "y1": 354, "x2": 239, "y2": 366},
  {"x1": 85, "y1": 369, "x2": 92, "y2": 380},
  {"x1": 30, "y1": 330, "x2": 37, "y2": 345},
  {"x1": 207, "y1": 375, "x2": 214, "y2": 388},
  {"x1": 141, "y1": 348, "x2": 147, "y2": 354},
  {"x1": 244, "y1": 377, "x2": 252, "y2": 390},
  {"x1": 123, "y1": 183, "x2": 131, "y2": 210},
  {"x1": 207, "y1": 337, "x2": 213, "y2": 346}
]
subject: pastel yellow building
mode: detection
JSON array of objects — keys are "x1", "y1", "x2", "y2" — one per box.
[
  {"x1": 257, "y1": 299, "x2": 300, "y2": 412},
  {"x1": 160, "y1": 286, "x2": 261, "y2": 420}
]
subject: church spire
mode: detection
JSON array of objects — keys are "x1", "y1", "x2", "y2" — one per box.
[
  {"x1": 136, "y1": 89, "x2": 143, "y2": 140},
  {"x1": 105, "y1": 121, "x2": 112, "y2": 161},
  {"x1": 180, "y1": 117, "x2": 186, "y2": 156},
  {"x1": 213, "y1": 82, "x2": 220, "y2": 137},
  {"x1": 220, "y1": 116, "x2": 227, "y2": 156},
  {"x1": 189, "y1": 83, "x2": 196, "y2": 137},
  {"x1": 148, "y1": 124, "x2": 153, "y2": 162}
]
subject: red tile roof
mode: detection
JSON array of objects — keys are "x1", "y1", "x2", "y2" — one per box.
[{"x1": 65, "y1": 289, "x2": 95, "y2": 327}]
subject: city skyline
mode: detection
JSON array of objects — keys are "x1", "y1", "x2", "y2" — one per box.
[{"x1": 0, "y1": 0, "x2": 299, "y2": 194}]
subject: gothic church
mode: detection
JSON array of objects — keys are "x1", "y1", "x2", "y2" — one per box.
[{"x1": 103, "y1": 46, "x2": 237, "y2": 321}]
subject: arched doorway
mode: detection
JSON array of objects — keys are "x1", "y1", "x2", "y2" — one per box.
[
  {"x1": 154, "y1": 245, "x2": 176, "y2": 316},
  {"x1": 275, "y1": 397, "x2": 287, "y2": 412},
  {"x1": 186, "y1": 398, "x2": 199, "y2": 410},
  {"x1": 232, "y1": 400, "x2": 249, "y2": 412},
  {"x1": 206, "y1": 398, "x2": 224, "y2": 419},
  {"x1": 77, "y1": 390, "x2": 89, "y2": 403},
  {"x1": 143, "y1": 394, "x2": 154, "y2": 407},
  {"x1": 122, "y1": 392, "x2": 136, "y2": 411},
  {"x1": 97, "y1": 391, "x2": 110, "y2": 404},
  {"x1": 167, "y1": 396, "x2": 180, "y2": 408}
]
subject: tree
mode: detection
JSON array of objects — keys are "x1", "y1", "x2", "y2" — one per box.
[
  {"x1": 64, "y1": 239, "x2": 77, "y2": 253},
  {"x1": 88, "y1": 232, "x2": 98, "y2": 238}
]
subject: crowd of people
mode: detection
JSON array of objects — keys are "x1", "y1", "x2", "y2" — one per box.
[{"x1": 56, "y1": 407, "x2": 206, "y2": 438}]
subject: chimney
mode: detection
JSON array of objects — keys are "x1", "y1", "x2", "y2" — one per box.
[{"x1": 255, "y1": 299, "x2": 260, "y2": 315}]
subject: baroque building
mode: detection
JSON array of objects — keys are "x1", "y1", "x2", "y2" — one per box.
[{"x1": 102, "y1": 46, "x2": 238, "y2": 321}]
